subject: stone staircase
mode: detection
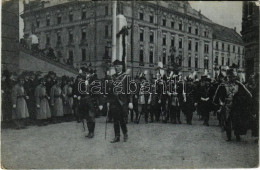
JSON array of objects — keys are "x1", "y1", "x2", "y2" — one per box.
[{"x1": 18, "y1": 44, "x2": 78, "y2": 77}]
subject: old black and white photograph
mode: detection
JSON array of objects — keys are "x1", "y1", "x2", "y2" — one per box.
[{"x1": 1, "y1": 0, "x2": 259, "y2": 169}]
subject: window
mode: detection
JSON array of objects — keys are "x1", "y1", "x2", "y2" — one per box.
[
  {"x1": 82, "y1": 49, "x2": 86, "y2": 61},
  {"x1": 140, "y1": 48, "x2": 144, "y2": 63},
  {"x1": 188, "y1": 54, "x2": 191, "y2": 67},
  {"x1": 238, "y1": 47, "x2": 240, "y2": 54},
  {"x1": 216, "y1": 42, "x2": 219, "y2": 50},
  {"x1": 179, "y1": 38, "x2": 182, "y2": 49},
  {"x1": 69, "y1": 11, "x2": 73, "y2": 22},
  {"x1": 150, "y1": 31, "x2": 154, "y2": 43},
  {"x1": 233, "y1": 46, "x2": 235, "y2": 52},
  {"x1": 195, "y1": 56, "x2": 198, "y2": 68},
  {"x1": 228, "y1": 45, "x2": 230, "y2": 52},
  {"x1": 227, "y1": 58, "x2": 230, "y2": 66},
  {"x1": 36, "y1": 18, "x2": 40, "y2": 28},
  {"x1": 149, "y1": 48, "x2": 153, "y2": 63},
  {"x1": 82, "y1": 29, "x2": 86, "y2": 40},
  {"x1": 162, "y1": 18, "x2": 166, "y2": 26},
  {"x1": 238, "y1": 59, "x2": 240, "y2": 67},
  {"x1": 163, "y1": 49, "x2": 166, "y2": 65},
  {"x1": 82, "y1": 10, "x2": 86, "y2": 19},
  {"x1": 46, "y1": 16, "x2": 50, "y2": 26},
  {"x1": 215, "y1": 56, "x2": 218, "y2": 65},
  {"x1": 57, "y1": 32, "x2": 61, "y2": 44},
  {"x1": 195, "y1": 42, "x2": 199, "y2": 52},
  {"x1": 140, "y1": 29, "x2": 144, "y2": 42},
  {"x1": 171, "y1": 35, "x2": 175, "y2": 47},
  {"x1": 68, "y1": 50, "x2": 74, "y2": 65},
  {"x1": 188, "y1": 39, "x2": 192, "y2": 50},
  {"x1": 57, "y1": 15, "x2": 61, "y2": 24},
  {"x1": 69, "y1": 30, "x2": 73, "y2": 42},
  {"x1": 222, "y1": 43, "x2": 224, "y2": 50},
  {"x1": 162, "y1": 34, "x2": 166, "y2": 46},
  {"x1": 204, "y1": 58, "x2": 209, "y2": 69},
  {"x1": 204, "y1": 43, "x2": 209, "y2": 53},
  {"x1": 179, "y1": 21, "x2": 182, "y2": 31},
  {"x1": 195, "y1": 27, "x2": 198, "y2": 35},
  {"x1": 105, "y1": 5, "x2": 108, "y2": 15},
  {"x1": 171, "y1": 21, "x2": 174, "y2": 28},
  {"x1": 188, "y1": 26, "x2": 192, "y2": 33},
  {"x1": 222, "y1": 57, "x2": 224, "y2": 65},
  {"x1": 204, "y1": 31, "x2": 207, "y2": 37},
  {"x1": 46, "y1": 35, "x2": 50, "y2": 45},
  {"x1": 179, "y1": 54, "x2": 182, "y2": 66},
  {"x1": 139, "y1": 12, "x2": 143, "y2": 20},
  {"x1": 105, "y1": 25, "x2": 109, "y2": 38},
  {"x1": 150, "y1": 15, "x2": 154, "y2": 23}
]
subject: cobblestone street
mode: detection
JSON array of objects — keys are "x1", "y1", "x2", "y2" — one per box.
[{"x1": 1, "y1": 114, "x2": 258, "y2": 169}]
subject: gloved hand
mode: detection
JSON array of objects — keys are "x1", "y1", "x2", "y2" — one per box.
[
  {"x1": 128, "y1": 103, "x2": 133, "y2": 110},
  {"x1": 99, "y1": 105, "x2": 103, "y2": 110}
]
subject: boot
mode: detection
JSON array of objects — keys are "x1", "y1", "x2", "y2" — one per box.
[
  {"x1": 88, "y1": 122, "x2": 95, "y2": 138},
  {"x1": 85, "y1": 122, "x2": 91, "y2": 138},
  {"x1": 124, "y1": 134, "x2": 128, "y2": 142},
  {"x1": 111, "y1": 136, "x2": 120, "y2": 143}
]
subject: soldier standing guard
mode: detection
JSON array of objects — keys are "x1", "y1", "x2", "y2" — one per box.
[
  {"x1": 181, "y1": 76, "x2": 196, "y2": 125},
  {"x1": 78, "y1": 68, "x2": 102, "y2": 138},
  {"x1": 11, "y1": 75, "x2": 30, "y2": 129},
  {"x1": 35, "y1": 76, "x2": 51, "y2": 126},
  {"x1": 197, "y1": 75, "x2": 211, "y2": 126},
  {"x1": 50, "y1": 78, "x2": 64, "y2": 123},
  {"x1": 107, "y1": 60, "x2": 132, "y2": 143}
]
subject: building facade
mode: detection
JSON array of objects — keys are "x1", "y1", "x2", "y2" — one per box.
[
  {"x1": 21, "y1": 0, "x2": 244, "y2": 79},
  {"x1": 212, "y1": 24, "x2": 245, "y2": 78},
  {"x1": 241, "y1": 1, "x2": 259, "y2": 79},
  {"x1": 2, "y1": 0, "x2": 20, "y2": 72}
]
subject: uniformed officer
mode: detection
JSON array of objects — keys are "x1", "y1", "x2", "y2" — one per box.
[
  {"x1": 78, "y1": 68, "x2": 101, "y2": 138},
  {"x1": 107, "y1": 60, "x2": 132, "y2": 143},
  {"x1": 197, "y1": 75, "x2": 211, "y2": 126},
  {"x1": 213, "y1": 66, "x2": 252, "y2": 141}
]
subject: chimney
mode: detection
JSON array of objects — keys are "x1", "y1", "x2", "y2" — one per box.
[{"x1": 234, "y1": 27, "x2": 236, "y2": 32}]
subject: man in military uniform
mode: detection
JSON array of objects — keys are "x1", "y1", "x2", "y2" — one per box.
[
  {"x1": 181, "y1": 76, "x2": 196, "y2": 125},
  {"x1": 213, "y1": 67, "x2": 252, "y2": 141},
  {"x1": 197, "y1": 75, "x2": 211, "y2": 126},
  {"x1": 78, "y1": 68, "x2": 101, "y2": 138},
  {"x1": 107, "y1": 60, "x2": 132, "y2": 143}
]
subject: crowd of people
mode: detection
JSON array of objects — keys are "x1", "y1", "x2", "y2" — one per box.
[{"x1": 1, "y1": 61, "x2": 259, "y2": 143}]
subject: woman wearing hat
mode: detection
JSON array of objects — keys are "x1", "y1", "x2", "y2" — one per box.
[
  {"x1": 11, "y1": 74, "x2": 30, "y2": 129},
  {"x1": 35, "y1": 76, "x2": 51, "y2": 126},
  {"x1": 50, "y1": 77, "x2": 64, "y2": 123}
]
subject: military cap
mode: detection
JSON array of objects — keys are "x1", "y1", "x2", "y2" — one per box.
[{"x1": 113, "y1": 60, "x2": 123, "y2": 66}]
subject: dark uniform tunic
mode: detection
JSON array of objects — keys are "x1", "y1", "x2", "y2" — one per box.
[
  {"x1": 197, "y1": 80, "x2": 211, "y2": 124},
  {"x1": 181, "y1": 80, "x2": 196, "y2": 124},
  {"x1": 213, "y1": 81, "x2": 252, "y2": 140},
  {"x1": 108, "y1": 72, "x2": 131, "y2": 137}
]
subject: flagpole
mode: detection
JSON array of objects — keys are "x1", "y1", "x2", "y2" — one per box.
[{"x1": 112, "y1": 1, "x2": 117, "y2": 63}]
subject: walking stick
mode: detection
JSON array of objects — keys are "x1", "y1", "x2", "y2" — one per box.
[{"x1": 105, "y1": 105, "x2": 109, "y2": 140}]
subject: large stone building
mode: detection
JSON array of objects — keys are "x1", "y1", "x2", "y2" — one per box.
[
  {"x1": 212, "y1": 24, "x2": 245, "y2": 78},
  {"x1": 2, "y1": 0, "x2": 20, "y2": 72},
  {"x1": 241, "y1": 1, "x2": 259, "y2": 79},
  {"x1": 21, "y1": 0, "x2": 245, "y2": 78}
]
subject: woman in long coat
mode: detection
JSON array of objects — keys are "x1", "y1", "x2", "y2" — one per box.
[
  {"x1": 50, "y1": 78, "x2": 64, "y2": 122},
  {"x1": 63, "y1": 78, "x2": 74, "y2": 121},
  {"x1": 35, "y1": 78, "x2": 51, "y2": 125},
  {"x1": 11, "y1": 75, "x2": 30, "y2": 129}
]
